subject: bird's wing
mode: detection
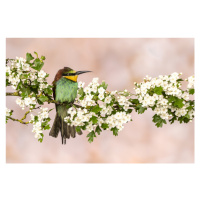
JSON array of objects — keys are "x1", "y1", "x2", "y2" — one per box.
[{"x1": 52, "y1": 81, "x2": 56, "y2": 100}]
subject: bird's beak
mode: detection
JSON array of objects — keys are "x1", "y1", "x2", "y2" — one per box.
[{"x1": 75, "y1": 71, "x2": 92, "y2": 75}]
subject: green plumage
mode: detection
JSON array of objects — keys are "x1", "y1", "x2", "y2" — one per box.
[
  {"x1": 55, "y1": 77, "x2": 78, "y2": 103},
  {"x1": 49, "y1": 77, "x2": 82, "y2": 144}
]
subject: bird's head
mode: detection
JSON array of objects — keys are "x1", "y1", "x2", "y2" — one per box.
[{"x1": 62, "y1": 67, "x2": 91, "y2": 82}]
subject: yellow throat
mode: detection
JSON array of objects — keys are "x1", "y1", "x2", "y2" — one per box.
[{"x1": 64, "y1": 70, "x2": 78, "y2": 82}]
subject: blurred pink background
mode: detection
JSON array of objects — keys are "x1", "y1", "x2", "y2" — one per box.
[{"x1": 6, "y1": 38, "x2": 194, "y2": 163}]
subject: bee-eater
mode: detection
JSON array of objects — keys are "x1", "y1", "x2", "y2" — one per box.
[{"x1": 49, "y1": 67, "x2": 91, "y2": 144}]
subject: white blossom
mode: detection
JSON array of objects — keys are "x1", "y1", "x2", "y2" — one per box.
[
  {"x1": 111, "y1": 90, "x2": 117, "y2": 95},
  {"x1": 22, "y1": 63, "x2": 30, "y2": 71},
  {"x1": 92, "y1": 77, "x2": 99, "y2": 84},
  {"x1": 187, "y1": 75, "x2": 194, "y2": 89},
  {"x1": 98, "y1": 93, "x2": 104, "y2": 100},
  {"x1": 6, "y1": 108, "x2": 11, "y2": 117},
  {"x1": 86, "y1": 122, "x2": 94, "y2": 132},
  {"x1": 30, "y1": 73, "x2": 37, "y2": 81},
  {"x1": 38, "y1": 70, "x2": 46, "y2": 78},
  {"x1": 39, "y1": 83, "x2": 48, "y2": 91},
  {"x1": 34, "y1": 133, "x2": 42, "y2": 139},
  {"x1": 98, "y1": 87, "x2": 105, "y2": 94},
  {"x1": 6, "y1": 66, "x2": 11, "y2": 74},
  {"x1": 104, "y1": 95, "x2": 112, "y2": 104},
  {"x1": 78, "y1": 81, "x2": 85, "y2": 88},
  {"x1": 84, "y1": 86, "x2": 91, "y2": 94}
]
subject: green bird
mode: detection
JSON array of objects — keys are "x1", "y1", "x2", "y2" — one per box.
[{"x1": 49, "y1": 67, "x2": 91, "y2": 144}]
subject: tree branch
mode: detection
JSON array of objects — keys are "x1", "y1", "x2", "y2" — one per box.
[
  {"x1": 6, "y1": 92, "x2": 80, "y2": 107},
  {"x1": 6, "y1": 92, "x2": 136, "y2": 109},
  {"x1": 6, "y1": 92, "x2": 20, "y2": 96}
]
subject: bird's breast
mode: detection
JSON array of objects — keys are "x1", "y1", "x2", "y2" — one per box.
[{"x1": 55, "y1": 77, "x2": 78, "y2": 103}]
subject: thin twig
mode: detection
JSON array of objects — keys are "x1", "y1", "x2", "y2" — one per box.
[
  {"x1": 7, "y1": 110, "x2": 31, "y2": 124},
  {"x1": 20, "y1": 110, "x2": 31, "y2": 121},
  {"x1": 6, "y1": 92, "x2": 20, "y2": 96},
  {"x1": 7, "y1": 116, "x2": 30, "y2": 124}
]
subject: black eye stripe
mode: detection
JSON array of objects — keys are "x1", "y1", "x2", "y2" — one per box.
[{"x1": 63, "y1": 73, "x2": 76, "y2": 76}]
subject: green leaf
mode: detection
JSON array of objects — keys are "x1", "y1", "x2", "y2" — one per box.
[
  {"x1": 121, "y1": 91, "x2": 130, "y2": 97},
  {"x1": 168, "y1": 96, "x2": 176, "y2": 103},
  {"x1": 38, "y1": 138, "x2": 43, "y2": 143},
  {"x1": 169, "y1": 116, "x2": 177, "y2": 124},
  {"x1": 95, "y1": 125, "x2": 102, "y2": 135},
  {"x1": 136, "y1": 104, "x2": 147, "y2": 114},
  {"x1": 79, "y1": 96, "x2": 84, "y2": 100},
  {"x1": 126, "y1": 109, "x2": 133, "y2": 114},
  {"x1": 92, "y1": 95, "x2": 99, "y2": 101},
  {"x1": 91, "y1": 105, "x2": 102, "y2": 114},
  {"x1": 101, "y1": 81, "x2": 108, "y2": 90},
  {"x1": 34, "y1": 51, "x2": 38, "y2": 58},
  {"x1": 154, "y1": 86, "x2": 163, "y2": 95},
  {"x1": 87, "y1": 131, "x2": 96, "y2": 143},
  {"x1": 177, "y1": 78, "x2": 184, "y2": 82},
  {"x1": 22, "y1": 73, "x2": 29, "y2": 79},
  {"x1": 6, "y1": 79, "x2": 10, "y2": 86},
  {"x1": 41, "y1": 56, "x2": 46, "y2": 60},
  {"x1": 174, "y1": 98, "x2": 184, "y2": 108},
  {"x1": 78, "y1": 88, "x2": 84, "y2": 96},
  {"x1": 129, "y1": 99, "x2": 139, "y2": 104},
  {"x1": 178, "y1": 116, "x2": 190, "y2": 124},
  {"x1": 44, "y1": 88, "x2": 53, "y2": 95},
  {"x1": 75, "y1": 126, "x2": 82, "y2": 133},
  {"x1": 41, "y1": 121, "x2": 48, "y2": 127},
  {"x1": 20, "y1": 87, "x2": 31, "y2": 98},
  {"x1": 152, "y1": 114, "x2": 167, "y2": 127},
  {"x1": 185, "y1": 113, "x2": 190, "y2": 119},
  {"x1": 101, "y1": 123, "x2": 109, "y2": 130},
  {"x1": 44, "y1": 124, "x2": 50, "y2": 130},
  {"x1": 26, "y1": 53, "x2": 34, "y2": 62},
  {"x1": 189, "y1": 88, "x2": 194, "y2": 95},
  {"x1": 32, "y1": 58, "x2": 44, "y2": 71},
  {"x1": 16, "y1": 81, "x2": 22, "y2": 90},
  {"x1": 38, "y1": 134, "x2": 44, "y2": 143},
  {"x1": 38, "y1": 95, "x2": 48, "y2": 103},
  {"x1": 81, "y1": 122, "x2": 88, "y2": 130},
  {"x1": 187, "y1": 105, "x2": 193, "y2": 111},
  {"x1": 90, "y1": 116, "x2": 98, "y2": 124},
  {"x1": 34, "y1": 116, "x2": 39, "y2": 122},
  {"x1": 151, "y1": 104, "x2": 157, "y2": 111},
  {"x1": 111, "y1": 127, "x2": 118, "y2": 136}
]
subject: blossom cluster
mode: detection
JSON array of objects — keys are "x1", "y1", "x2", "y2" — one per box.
[
  {"x1": 64, "y1": 77, "x2": 133, "y2": 142},
  {"x1": 6, "y1": 107, "x2": 12, "y2": 123},
  {"x1": 6, "y1": 54, "x2": 53, "y2": 105},
  {"x1": 6, "y1": 57, "x2": 48, "y2": 90},
  {"x1": 15, "y1": 97, "x2": 37, "y2": 110},
  {"x1": 29, "y1": 107, "x2": 51, "y2": 142},
  {"x1": 133, "y1": 72, "x2": 195, "y2": 126},
  {"x1": 186, "y1": 75, "x2": 195, "y2": 89},
  {"x1": 6, "y1": 53, "x2": 53, "y2": 142},
  {"x1": 6, "y1": 108, "x2": 12, "y2": 117},
  {"x1": 6, "y1": 55, "x2": 52, "y2": 110}
]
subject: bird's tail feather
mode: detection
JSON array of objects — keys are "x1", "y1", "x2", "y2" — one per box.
[
  {"x1": 61, "y1": 120, "x2": 83, "y2": 144},
  {"x1": 49, "y1": 113, "x2": 61, "y2": 138},
  {"x1": 49, "y1": 110, "x2": 83, "y2": 144}
]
